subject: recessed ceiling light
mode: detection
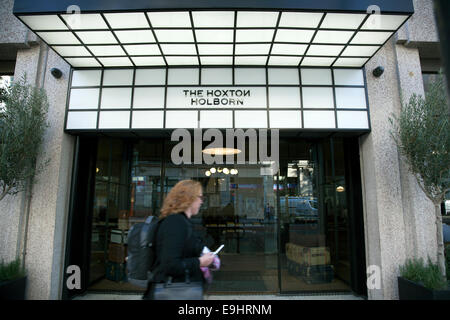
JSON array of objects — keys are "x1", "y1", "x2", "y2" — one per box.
[{"x1": 202, "y1": 148, "x2": 241, "y2": 155}]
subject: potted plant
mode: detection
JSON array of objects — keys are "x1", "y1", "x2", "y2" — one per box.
[
  {"x1": 390, "y1": 73, "x2": 450, "y2": 283},
  {"x1": 398, "y1": 258, "x2": 450, "y2": 300},
  {"x1": 0, "y1": 258, "x2": 27, "y2": 300}
]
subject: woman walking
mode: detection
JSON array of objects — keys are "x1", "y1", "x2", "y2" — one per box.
[{"x1": 144, "y1": 180, "x2": 215, "y2": 300}]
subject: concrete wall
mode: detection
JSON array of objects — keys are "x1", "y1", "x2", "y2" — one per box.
[
  {"x1": 0, "y1": 0, "x2": 38, "y2": 73},
  {"x1": 0, "y1": 0, "x2": 33, "y2": 45},
  {"x1": 397, "y1": 0, "x2": 439, "y2": 44}
]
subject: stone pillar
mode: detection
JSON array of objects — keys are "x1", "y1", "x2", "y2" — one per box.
[
  {"x1": 361, "y1": 38, "x2": 409, "y2": 300},
  {"x1": 362, "y1": 35, "x2": 438, "y2": 299}
]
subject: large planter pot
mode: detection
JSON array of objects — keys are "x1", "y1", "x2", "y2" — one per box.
[
  {"x1": 398, "y1": 277, "x2": 450, "y2": 300},
  {"x1": 0, "y1": 276, "x2": 27, "y2": 300}
]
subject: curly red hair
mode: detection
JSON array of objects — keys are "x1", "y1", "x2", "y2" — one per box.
[{"x1": 160, "y1": 180, "x2": 202, "y2": 218}]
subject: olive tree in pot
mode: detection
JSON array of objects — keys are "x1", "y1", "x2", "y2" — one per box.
[
  {"x1": 390, "y1": 74, "x2": 450, "y2": 299},
  {"x1": 0, "y1": 75, "x2": 49, "y2": 300}
]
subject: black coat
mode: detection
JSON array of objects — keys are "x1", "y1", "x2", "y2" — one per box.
[{"x1": 152, "y1": 212, "x2": 205, "y2": 283}]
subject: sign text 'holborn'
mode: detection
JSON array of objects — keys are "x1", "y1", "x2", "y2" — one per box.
[{"x1": 183, "y1": 88, "x2": 252, "y2": 106}]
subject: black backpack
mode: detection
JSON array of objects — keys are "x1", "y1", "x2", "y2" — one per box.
[{"x1": 126, "y1": 216, "x2": 160, "y2": 288}]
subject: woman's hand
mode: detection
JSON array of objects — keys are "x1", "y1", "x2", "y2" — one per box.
[{"x1": 199, "y1": 252, "x2": 215, "y2": 267}]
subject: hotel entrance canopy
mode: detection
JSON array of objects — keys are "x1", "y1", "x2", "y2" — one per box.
[{"x1": 13, "y1": 0, "x2": 413, "y2": 68}]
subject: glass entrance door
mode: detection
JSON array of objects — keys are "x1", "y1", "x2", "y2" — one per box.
[{"x1": 277, "y1": 139, "x2": 352, "y2": 293}]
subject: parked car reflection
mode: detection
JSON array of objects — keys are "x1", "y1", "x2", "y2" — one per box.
[{"x1": 280, "y1": 197, "x2": 318, "y2": 223}]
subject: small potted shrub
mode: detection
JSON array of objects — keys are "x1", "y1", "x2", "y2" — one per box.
[
  {"x1": 446, "y1": 245, "x2": 450, "y2": 281},
  {"x1": 398, "y1": 258, "x2": 450, "y2": 300},
  {"x1": 0, "y1": 258, "x2": 27, "y2": 300}
]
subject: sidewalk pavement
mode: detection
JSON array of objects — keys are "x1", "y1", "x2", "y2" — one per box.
[{"x1": 73, "y1": 293, "x2": 364, "y2": 300}]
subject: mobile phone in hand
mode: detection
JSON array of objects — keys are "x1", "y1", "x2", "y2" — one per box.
[{"x1": 213, "y1": 244, "x2": 224, "y2": 255}]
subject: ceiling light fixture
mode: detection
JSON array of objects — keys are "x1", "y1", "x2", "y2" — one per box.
[
  {"x1": 202, "y1": 147, "x2": 241, "y2": 155},
  {"x1": 205, "y1": 167, "x2": 238, "y2": 176}
]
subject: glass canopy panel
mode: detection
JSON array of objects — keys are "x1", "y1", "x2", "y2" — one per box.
[
  {"x1": 123, "y1": 44, "x2": 161, "y2": 55},
  {"x1": 341, "y1": 45, "x2": 379, "y2": 57},
  {"x1": 88, "y1": 46, "x2": 126, "y2": 56},
  {"x1": 71, "y1": 70, "x2": 102, "y2": 87},
  {"x1": 195, "y1": 30, "x2": 234, "y2": 43},
  {"x1": 268, "y1": 68, "x2": 299, "y2": 84},
  {"x1": 278, "y1": 12, "x2": 324, "y2": 28},
  {"x1": 76, "y1": 31, "x2": 117, "y2": 44},
  {"x1": 361, "y1": 15, "x2": 408, "y2": 30},
  {"x1": 235, "y1": 44, "x2": 272, "y2": 55},
  {"x1": 60, "y1": 13, "x2": 108, "y2": 30},
  {"x1": 154, "y1": 30, "x2": 195, "y2": 43},
  {"x1": 160, "y1": 44, "x2": 197, "y2": 55},
  {"x1": 301, "y1": 57, "x2": 335, "y2": 67},
  {"x1": 306, "y1": 45, "x2": 345, "y2": 56},
  {"x1": 65, "y1": 57, "x2": 101, "y2": 67},
  {"x1": 271, "y1": 44, "x2": 308, "y2": 55},
  {"x1": 103, "y1": 70, "x2": 133, "y2": 86},
  {"x1": 333, "y1": 69, "x2": 364, "y2": 86},
  {"x1": 197, "y1": 44, "x2": 234, "y2": 55},
  {"x1": 103, "y1": 13, "x2": 150, "y2": 29},
  {"x1": 115, "y1": 30, "x2": 156, "y2": 44},
  {"x1": 236, "y1": 11, "x2": 279, "y2": 27},
  {"x1": 200, "y1": 57, "x2": 233, "y2": 65},
  {"x1": 350, "y1": 32, "x2": 392, "y2": 44},
  {"x1": 320, "y1": 13, "x2": 367, "y2": 29},
  {"x1": 313, "y1": 31, "x2": 354, "y2": 44},
  {"x1": 147, "y1": 12, "x2": 192, "y2": 28},
  {"x1": 301, "y1": 69, "x2": 332, "y2": 85},
  {"x1": 52, "y1": 46, "x2": 91, "y2": 57},
  {"x1": 131, "y1": 57, "x2": 166, "y2": 66},
  {"x1": 134, "y1": 69, "x2": 166, "y2": 85},
  {"x1": 201, "y1": 68, "x2": 233, "y2": 84},
  {"x1": 275, "y1": 30, "x2": 315, "y2": 43},
  {"x1": 20, "y1": 15, "x2": 68, "y2": 30},
  {"x1": 37, "y1": 32, "x2": 80, "y2": 45},
  {"x1": 235, "y1": 56, "x2": 268, "y2": 65},
  {"x1": 99, "y1": 57, "x2": 133, "y2": 67},
  {"x1": 192, "y1": 11, "x2": 235, "y2": 28},
  {"x1": 333, "y1": 58, "x2": 369, "y2": 67},
  {"x1": 166, "y1": 56, "x2": 199, "y2": 65},
  {"x1": 268, "y1": 56, "x2": 301, "y2": 66},
  {"x1": 236, "y1": 30, "x2": 275, "y2": 43}
]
